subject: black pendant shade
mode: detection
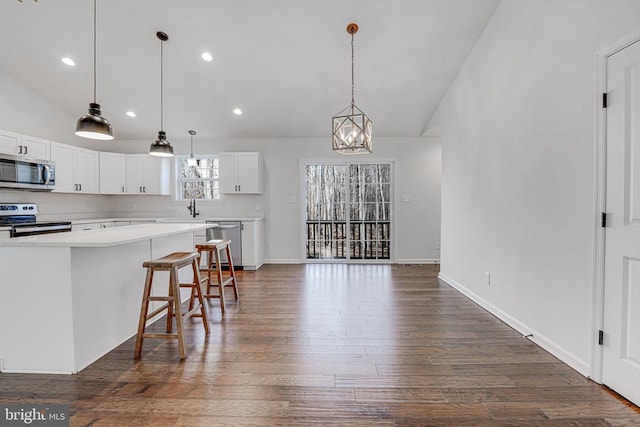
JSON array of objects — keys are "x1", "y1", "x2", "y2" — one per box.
[
  {"x1": 76, "y1": 102, "x2": 113, "y2": 140},
  {"x1": 75, "y1": 0, "x2": 113, "y2": 141},
  {"x1": 149, "y1": 31, "x2": 174, "y2": 157},
  {"x1": 150, "y1": 131, "x2": 174, "y2": 157}
]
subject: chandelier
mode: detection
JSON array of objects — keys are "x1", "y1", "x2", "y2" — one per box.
[{"x1": 332, "y1": 23, "x2": 372, "y2": 155}]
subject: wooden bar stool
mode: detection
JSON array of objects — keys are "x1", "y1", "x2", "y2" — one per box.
[
  {"x1": 193, "y1": 239, "x2": 239, "y2": 314},
  {"x1": 134, "y1": 252, "x2": 210, "y2": 360}
]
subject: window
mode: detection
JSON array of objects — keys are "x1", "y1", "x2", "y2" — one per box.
[
  {"x1": 176, "y1": 155, "x2": 220, "y2": 200},
  {"x1": 304, "y1": 162, "x2": 392, "y2": 261}
]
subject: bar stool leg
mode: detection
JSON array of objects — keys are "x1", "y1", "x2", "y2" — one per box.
[
  {"x1": 225, "y1": 245, "x2": 239, "y2": 300},
  {"x1": 191, "y1": 258, "x2": 210, "y2": 334},
  {"x1": 214, "y1": 248, "x2": 227, "y2": 313},
  {"x1": 166, "y1": 280, "x2": 174, "y2": 333},
  {"x1": 170, "y1": 266, "x2": 187, "y2": 360},
  {"x1": 134, "y1": 268, "x2": 154, "y2": 359}
]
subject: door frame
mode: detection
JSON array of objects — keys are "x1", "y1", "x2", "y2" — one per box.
[
  {"x1": 591, "y1": 28, "x2": 640, "y2": 383},
  {"x1": 299, "y1": 158, "x2": 396, "y2": 264}
]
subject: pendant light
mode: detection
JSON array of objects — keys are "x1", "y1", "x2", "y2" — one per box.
[
  {"x1": 187, "y1": 130, "x2": 197, "y2": 166},
  {"x1": 149, "y1": 31, "x2": 174, "y2": 157},
  {"x1": 75, "y1": 0, "x2": 113, "y2": 140},
  {"x1": 331, "y1": 23, "x2": 372, "y2": 155}
]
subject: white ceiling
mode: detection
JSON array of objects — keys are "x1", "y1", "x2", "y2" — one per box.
[{"x1": 0, "y1": 0, "x2": 500, "y2": 141}]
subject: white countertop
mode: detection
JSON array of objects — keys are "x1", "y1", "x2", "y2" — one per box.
[
  {"x1": 71, "y1": 215, "x2": 265, "y2": 224},
  {"x1": 0, "y1": 223, "x2": 211, "y2": 248}
]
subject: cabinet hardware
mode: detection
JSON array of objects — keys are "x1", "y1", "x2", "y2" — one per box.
[
  {"x1": 18, "y1": 145, "x2": 22, "y2": 155},
  {"x1": 23, "y1": 145, "x2": 27, "y2": 155}
]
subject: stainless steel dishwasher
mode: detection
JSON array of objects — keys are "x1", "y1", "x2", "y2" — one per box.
[{"x1": 206, "y1": 221, "x2": 242, "y2": 269}]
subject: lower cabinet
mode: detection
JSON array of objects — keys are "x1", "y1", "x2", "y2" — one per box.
[
  {"x1": 241, "y1": 220, "x2": 264, "y2": 270},
  {"x1": 72, "y1": 221, "x2": 115, "y2": 231}
]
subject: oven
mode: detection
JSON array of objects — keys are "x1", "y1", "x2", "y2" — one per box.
[{"x1": 0, "y1": 203, "x2": 72, "y2": 237}]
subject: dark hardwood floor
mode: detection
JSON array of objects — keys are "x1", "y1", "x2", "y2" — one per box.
[{"x1": 2, "y1": 264, "x2": 639, "y2": 426}]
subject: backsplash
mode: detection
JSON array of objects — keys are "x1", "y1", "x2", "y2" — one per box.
[{"x1": 0, "y1": 190, "x2": 265, "y2": 221}]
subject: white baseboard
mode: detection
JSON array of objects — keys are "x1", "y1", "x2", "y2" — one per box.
[
  {"x1": 264, "y1": 259, "x2": 441, "y2": 265},
  {"x1": 397, "y1": 258, "x2": 440, "y2": 264},
  {"x1": 264, "y1": 259, "x2": 302, "y2": 264},
  {"x1": 438, "y1": 272, "x2": 590, "y2": 377}
]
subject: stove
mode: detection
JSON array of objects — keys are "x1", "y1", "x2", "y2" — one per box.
[{"x1": 0, "y1": 203, "x2": 72, "y2": 237}]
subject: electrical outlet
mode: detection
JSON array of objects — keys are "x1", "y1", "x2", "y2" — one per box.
[{"x1": 484, "y1": 272, "x2": 491, "y2": 285}]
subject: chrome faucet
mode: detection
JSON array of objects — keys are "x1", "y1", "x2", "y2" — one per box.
[{"x1": 187, "y1": 198, "x2": 199, "y2": 218}]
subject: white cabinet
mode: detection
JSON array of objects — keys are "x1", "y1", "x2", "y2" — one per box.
[
  {"x1": 72, "y1": 221, "x2": 115, "y2": 231},
  {"x1": 241, "y1": 219, "x2": 264, "y2": 270},
  {"x1": 0, "y1": 129, "x2": 50, "y2": 160},
  {"x1": 99, "y1": 152, "x2": 126, "y2": 194},
  {"x1": 125, "y1": 155, "x2": 170, "y2": 195},
  {"x1": 50, "y1": 142, "x2": 99, "y2": 194},
  {"x1": 219, "y1": 152, "x2": 263, "y2": 194}
]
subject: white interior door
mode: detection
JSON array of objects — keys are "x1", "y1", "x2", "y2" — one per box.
[{"x1": 603, "y1": 38, "x2": 640, "y2": 406}]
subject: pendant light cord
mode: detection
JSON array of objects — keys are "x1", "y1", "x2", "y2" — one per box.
[
  {"x1": 92, "y1": 0, "x2": 97, "y2": 103},
  {"x1": 160, "y1": 38, "x2": 164, "y2": 132},
  {"x1": 350, "y1": 31, "x2": 355, "y2": 112}
]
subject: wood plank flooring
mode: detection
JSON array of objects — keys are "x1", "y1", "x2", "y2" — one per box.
[{"x1": 2, "y1": 264, "x2": 639, "y2": 426}]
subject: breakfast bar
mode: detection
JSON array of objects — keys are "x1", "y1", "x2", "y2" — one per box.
[{"x1": 0, "y1": 223, "x2": 212, "y2": 374}]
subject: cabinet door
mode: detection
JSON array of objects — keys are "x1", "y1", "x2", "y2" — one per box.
[
  {"x1": 75, "y1": 148, "x2": 99, "y2": 193},
  {"x1": 142, "y1": 156, "x2": 169, "y2": 195},
  {"x1": 125, "y1": 155, "x2": 145, "y2": 194},
  {"x1": 241, "y1": 221, "x2": 256, "y2": 267},
  {"x1": 0, "y1": 129, "x2": 20, "y2": 156},
  {"x1": 100, "y1": 152, "x2": 125, "y2": 194},
  {"x1": 219, "y1": 152, "x2": 239, "y2": 193},
  {"x1": 50, "y1": 142, "x2": 76, "y2": 193},
  {"x1": 21, "y1": 135, "x2": 50, "y2": 160},
  {"x1": 237, "y1": 152, "x2": 262, "y2": 194}
]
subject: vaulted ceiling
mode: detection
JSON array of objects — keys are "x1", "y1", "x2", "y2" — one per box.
[{"x1": 0, "y1": 0, "x2": 500, "y2": 141}]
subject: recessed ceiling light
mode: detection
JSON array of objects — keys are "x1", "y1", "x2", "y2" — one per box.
[
  {"x1": 201, "y1": 52, "x2": 213, "y2": 62},
  {"x1": 233, "y1": 108, "x2": 242, "y2": 115},
  {"x1": 126, "y1": 111, "x2": 136, "y2": 118},
  {"x1": 61, "y1": 57, "x2": 75, "y2": 67}
]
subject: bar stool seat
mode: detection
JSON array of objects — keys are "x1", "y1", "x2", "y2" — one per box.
[
  {"x1": 134, "y1": 251, "x2": 209, "y2": 360},
  {"x1": 194, "y1": 239, "x2": 239, "y2": 314}
]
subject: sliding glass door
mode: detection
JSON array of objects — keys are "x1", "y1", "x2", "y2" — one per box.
[{"x1": 304, "y1": 162, "x2": 392, "y2": 262}]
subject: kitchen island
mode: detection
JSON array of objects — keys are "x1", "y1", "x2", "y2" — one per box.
[{"x1": 0, "y1": 223, "x2": 211, "y2": 374}]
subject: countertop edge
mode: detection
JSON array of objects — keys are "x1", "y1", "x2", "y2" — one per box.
[{"x1": 0, "y1": 223, "x2": 212, "y2": 248}]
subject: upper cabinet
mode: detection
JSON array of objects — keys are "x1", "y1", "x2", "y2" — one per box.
[
  {"x1": 219, "y1": 152, "x2": 263, "y2": 194},
  {"x1": 0, "y1": 129, "x2": 50, "y2": 160},
  {"x1": 99, "y1": 152, "x2": 126, "y2": 195},
  {"x1": 125, "y1": 155, "x2": 170, "y2": 195},
  {"x1": 50, "y1": 142, "x2": 99, "y2": 194}
]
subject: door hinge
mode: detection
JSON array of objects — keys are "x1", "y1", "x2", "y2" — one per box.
[
  {"x1": 601, "y1": 212, "x2": 609, "y2": 228},
  {"x1": 598, "y1": 330, "x2": 604, "y2": 346},
  {"x1": 602, "y1": 92, "x2": 608, "y2": 108}
]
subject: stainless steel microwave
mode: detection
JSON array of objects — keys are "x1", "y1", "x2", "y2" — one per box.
[{"x1": 0, "y1": 154, "x2": 55, "y2": 191}]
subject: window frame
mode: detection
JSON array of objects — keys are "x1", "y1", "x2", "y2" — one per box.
[{"x1": 175, "y1": 154, "x2": 221, "y2": 201}]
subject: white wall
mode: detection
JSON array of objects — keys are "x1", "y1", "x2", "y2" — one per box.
[
  {"x1": 108, "y1": 136, "x2": 442, "y2": 264},
  {"x1": 0, "y1": 71, "x2": 441, "y2": 264},
  {"x1": 433, "y1": 0, "x2": 640, "y2": 375}
]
